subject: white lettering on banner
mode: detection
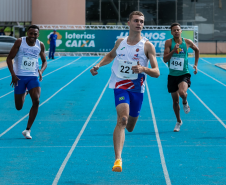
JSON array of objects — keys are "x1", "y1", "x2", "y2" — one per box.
[
  {"x1": 65, "y1": 40, "x2": 95, "y2": 48},
  {"x1": 88, "y1": 40, "x2": 95, "y2": 47},
  {"x1": 116, "y1": 32, "x2": 129, "y2": 39},
  {"x1": 78, "y1": 40, "x2": 81, "y2": 47},
  {"x1": 65, "y1": 32, "x2": 95, "y2": 39},
  {"x1": 142, "y1": 32, "x2": 166, "y2": 40},
  {"x1": 115, "y1": 32, "x2": 166, "y2": 40},
  {"x1": 159, "y1": 33, "x2": 166, "y2": 40},
  {"x1": 151, "y1": 41, "x2": 165, "y2": 48},
  {"x1": 71, "y1": 41, "x2": 77, "y2": 47}
]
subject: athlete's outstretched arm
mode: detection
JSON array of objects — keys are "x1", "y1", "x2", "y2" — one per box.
[
  {"x1": 186, "y1": 39, "x2": 199, "y2": 74},
  {"x1": 38, "y1": 42, "x2": 47, "y2": 81},
  {"x1": 6, "y1": 39, "x2": 22, "y2": 87},
  {"x1": 163, "y1": 39, "x2": 179, "y2": 63},
  {"x1": 90, "y1": 38, "x2": 123, "y2": 76}
]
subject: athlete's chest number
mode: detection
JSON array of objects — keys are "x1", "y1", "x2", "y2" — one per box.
[
  {"x1": 23, "y1": 60, "x2": 35, "y2": 67},
  {"x1": 169, "y1": 57, "x2": 184, "y2": 71},
  {"x1": 120, "y1": 65, "x2": 134, "y2": 74},
  {"x1": 117, "y1": 60, "x2": 138, "y2": 80},
  {"x1": 21, "y1": 57, "x2": 36, "y2": 72},
  {"x1": 171, "y1": 60, "x2": 182, "y2": 66}
]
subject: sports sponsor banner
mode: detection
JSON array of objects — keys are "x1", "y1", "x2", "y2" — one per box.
[{"x1": 39, "y1": 30, "x2": 194, "y2": 53}]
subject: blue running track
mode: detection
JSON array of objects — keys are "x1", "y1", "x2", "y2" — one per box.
[{"x1": 0, "y1": 56, "x2": 226, "y2": 185}]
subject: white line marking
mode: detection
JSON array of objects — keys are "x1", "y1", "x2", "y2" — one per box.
[
  {"x1": 0, "y1": 90, "x2": 13, "y2": 98},
  {"x1": 1, "y1": 145, "x2": 226, "y2": 149},
  {"x1": 160, "y1": 58, "x2": 226, "y2": 129},
  {"x1": 52, "y1": 78, "x2": 110, "y2": 185},
  {"x1": 200, "y1": 58, "x2": 212, "y2": 64},
  {"x1": 189, "y1": 88, "x2": 226, "y2": 128},
  {"x1": 188, "y1": 63, "x2": 226, "y2": 87},
  {"x1": 0, "y1": 58, "x2": 102, "y2": 138},
  {"x1": 146, "y1": 81, "x2": 171, "y2": 185},
  {"x1": 45, "y1": 57, "x2": 62, "y2": 64},
  {"x1": 0, "y1": 57, "x2": 82, "y2": 99},
  {"x1": 42, "y1": 57, "x2": 81, "y2": 77},
  {"x1": 0, "y1": 75, "x2": 11, "y2": 81}
]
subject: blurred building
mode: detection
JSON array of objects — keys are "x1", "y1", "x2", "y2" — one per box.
[{"x1": 86, "y1": 0, "x2": 225, "y2": 41}]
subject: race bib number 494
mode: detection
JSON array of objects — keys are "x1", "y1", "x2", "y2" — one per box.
[
  {"x1": 169, "y1": 57, "x2": 184, "y2": 71},
  {"x1": 116, "y1": 60, "x2": 138, "y2": 80},
  {"x1": 21, "y1": 57, "x2": 36, "y2": 72}
]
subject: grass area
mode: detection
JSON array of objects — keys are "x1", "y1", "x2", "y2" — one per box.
[{"x1": 0, "y1": 57, "x2": 7, "y2": 62}]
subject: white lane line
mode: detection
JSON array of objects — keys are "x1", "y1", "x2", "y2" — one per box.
[
  {"x1": 0, "y1": 57, "x2": 62, "y2": 81},
  {"x1": 42, "y1": 57, "x2": 81, "y2": 78},
  {"x1": 189, "y1": 88, "x2": 226, "y2": 128},
  {"x1": 0, "y1": 58, "x2": 102, "y2": 138},
  {"x1": 160, "y1": 58, "x2": 226, "y2": 129},
  {"x1": 52, "y1": 78, "x2": 110, "y2": 185},
  {"x1": 146, "y1": 81, "x2": 171, "y2": 185},
  {"x1": 0, "y1": 57, "x2": 82, "y2": 99},
  {"x1": 0, "y1": 90, "x2": 14, "y2": 98},
  {"x1": 188, "y1": 63, "x2": 226, "y2": 87},
  {"x1": 1, "y1": 145, "x2": 226, "y2": 149},
  {"x1": 0, "y1": 75, "x2": 11, "y2": 81},
  {"x1": 200, "y1": 58, "x2": 212, "y2": 64}
]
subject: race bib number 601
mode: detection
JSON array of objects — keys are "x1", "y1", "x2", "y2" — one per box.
[
  {"x1": 21, "y1": 57, "x2": 36, "y2": 72},
  {"x1": 116, "y1": 60, "x2": 138, "y2": 80},
  {"x1": 169, "y1": 57, "x2": 184, "y2": 71}
]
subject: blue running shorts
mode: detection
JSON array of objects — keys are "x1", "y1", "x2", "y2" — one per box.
[
  {"x1": 14, "y1": 76, "x2": 40, "y2": 94},
  {"x1": 114, "y1": 89, "x2": 143, "y2": 117}
]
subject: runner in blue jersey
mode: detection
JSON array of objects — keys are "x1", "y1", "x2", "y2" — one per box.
[
  {"x1": 163, "y1": 23, "x2": 199, "y2": 132},
  {"x1": 90, "y1": 11, "x2": 160, "y2": 172},
  {"x1": 6, "y1": 25, "x2": 47, "y2": 139}
]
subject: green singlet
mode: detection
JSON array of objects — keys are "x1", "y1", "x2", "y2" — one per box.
[{"x1": 168, "y1": 37, "x2": 189, "y2": 76}]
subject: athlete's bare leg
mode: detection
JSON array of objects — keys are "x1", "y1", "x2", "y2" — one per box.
[
  {"x1": 171, "y1": 92, "x2": 181, "y2": 123},
  {"x1": 26, "y1": 87, "x2": 41, "y2": 130},
  {"x1": 14, "y1": 93, "x2": 27, "y2": 110},
  {"x1": 113, "y1": 103, "x2": 129, "y2": 160},
  {"x1": 178, "y1": 81, "x2": 188, "y2": 104},
  {"x1": 126, "y1": 116, "x2": 139, "y2": 132}
]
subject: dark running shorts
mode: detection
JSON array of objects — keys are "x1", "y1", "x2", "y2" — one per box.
[
  {"x1": 14, "y1": 76, "x2": 40, "y2": 94},
  {"x1": 167, "y1": 73, "x2": 191, "y2": 93}
]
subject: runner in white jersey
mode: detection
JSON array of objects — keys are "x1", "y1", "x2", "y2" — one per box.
[
  {"x1": 90, "y1": 11, "x2": 160, "y2": 172},
  {"x1": 6, "y1": 25, "x2": 47, "y2": 139}
]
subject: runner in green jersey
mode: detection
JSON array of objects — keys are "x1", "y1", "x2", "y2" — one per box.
[{"x1": 163, "y1": 23, "x2": 199, "y2": 132}]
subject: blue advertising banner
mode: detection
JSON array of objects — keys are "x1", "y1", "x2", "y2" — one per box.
[{"x1": 39, "y1": 30, "x2": 194, "y2": 53}]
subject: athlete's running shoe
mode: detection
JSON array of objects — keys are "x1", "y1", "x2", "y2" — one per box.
[
  {"x1": 22, "y1": 130, "x2": 32, "y2": 139},
  {"x1": 183, "y1": 101, "x2": 190, "y2": 114},
  {"x1": 112, "y1": 159, "x2": 122, "y2": 172},
  {"x1": 174, "y1": 121, "x2": 183, "y2": 132}
]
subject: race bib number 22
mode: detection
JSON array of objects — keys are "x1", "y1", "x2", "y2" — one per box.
[{"x1": 116, "y1": 60, "x2": 138, "y2": 80}]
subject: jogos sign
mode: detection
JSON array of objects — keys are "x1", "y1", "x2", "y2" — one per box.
[{"x1": 38, "y1": 29, "x2": 194, "y2": 53}]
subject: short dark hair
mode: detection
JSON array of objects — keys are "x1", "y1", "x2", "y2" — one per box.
[
  {"x1": 28, "y1": 25, "x2": 40, "y2": 31},
  {"x1": 129, "y1": 11, "x2": 144, "y2": 21},
  {"x1": 170, "y1": 23, "x2": 181, "y2": 30}
]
